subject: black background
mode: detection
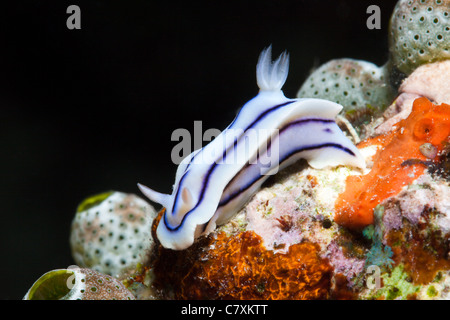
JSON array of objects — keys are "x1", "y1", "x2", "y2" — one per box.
[{"x1": 1, "y1": 0, "x2": 397, "y2": 299}]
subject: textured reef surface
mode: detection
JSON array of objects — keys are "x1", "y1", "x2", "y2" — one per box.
[{"x1": 24, "y1": 0, "x2": 450, "y2": 300}]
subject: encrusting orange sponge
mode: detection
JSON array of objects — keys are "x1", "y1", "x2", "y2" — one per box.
[
  {"x1": 151, "y1": 230, "x2": 333, "y2": 299},
  {"x1": 334, "y1": 97, "x2": 450, "y2": 230}
]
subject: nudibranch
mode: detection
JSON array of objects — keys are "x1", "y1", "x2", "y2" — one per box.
[{"x1": 138, "y1": 47, "x2": 365, "y2": 250}]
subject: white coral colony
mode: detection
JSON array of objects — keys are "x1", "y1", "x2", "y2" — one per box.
[{"x1": 138, "y1": 46, "x2": 366, "y2": 250}]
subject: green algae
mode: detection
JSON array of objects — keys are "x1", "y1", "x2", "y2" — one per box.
[
  {"x1": 76, "y1": 191, "x2": 114, "y2": 213},
  {"x1": 427, "y1": 285, "x2": 438, "y2": 298},
  {"x1": 25, "y1": 269, "x2": 74, "y2": 300},
  {"x1": 374, "y1": 265, "x2": 420, "y2": 300}
]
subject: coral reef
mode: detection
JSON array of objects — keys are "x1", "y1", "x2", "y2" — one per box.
[
  {"x1": 375, "y1": 60, "x2": 450, "y2": 135},
  {"x1": 23, "y1": 0, "x2": 450, "y2": 300},
  {"x1": 128, "y1": 145, "x2": 449, "y2": 300}
]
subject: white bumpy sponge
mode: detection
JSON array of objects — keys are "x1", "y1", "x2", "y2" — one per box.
[
  {"x1": 389, "y1": 0, "x2": 450, "y2": 75},
  {"x1": 297, "y1": 58, "x2": 394, "y2": 127},
  {"x1": 70, "y1": 191, "x2": 157, "y2": 278}
]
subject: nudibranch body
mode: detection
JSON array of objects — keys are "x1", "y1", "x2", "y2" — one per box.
[{"x1": 139, "y1": 47, "x2": 365, "y2": 250}]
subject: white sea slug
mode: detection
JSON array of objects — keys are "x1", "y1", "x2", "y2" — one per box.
[{"x1": 138, "y1": 46, "x2": 366, "y2": 250}]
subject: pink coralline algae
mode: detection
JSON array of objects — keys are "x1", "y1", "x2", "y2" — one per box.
[{"x1": 325, "y1": 241, "x2": 365, "y2": 285}]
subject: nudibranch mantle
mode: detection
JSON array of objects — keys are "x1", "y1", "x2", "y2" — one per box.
[{"x1": 138, "y1": 47, "x2": 365, "y2": 250}]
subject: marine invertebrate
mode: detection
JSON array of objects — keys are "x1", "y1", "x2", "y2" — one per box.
[
  {"x1": 151, "y1": 231, "x2": 333, "y2": 299},
  {"x1": 363, "y1": 206, "x2": 394, "y2": 272},
  {"x1": 275, "y1": 214, "x2": 294, "y2": 232},
  {"x1": 384, "y1": 196, "x2": 450, "y2": 286},
  {"x1": 399, "y1": 60, "x2": 450, "y2": 105},
  {"x1": 388, "y1": 0, "x2": 450, "y2": 77},
  {"x1": 70, "y1": 191, "x2": 156, "y2": 277},
  {"x1": 297, "y1": 59, "x2": 394, "y2": 128},
  {"x1": 375, "y1": 60, "x2": 450, "y2": 135},
  {"x1": 138, "y1": 47, "x2": 365, "y2": 250},
  {"x1": 23, "y1": 268, "x2": 135, "y2": 300},
  {"x1": 335, "y1": 97, "x2": 450, "y2": 230},
  {"x1": 365, "y1": 233, "x2": 394, "y2": 270}
]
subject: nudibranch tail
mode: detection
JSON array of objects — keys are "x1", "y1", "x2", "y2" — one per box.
[
  {"x1": 257, "y1": 45, "x2": 289, "y2": 92},
  {"x1": 139, "y1": 47, "x2": 366, "y2": 250}
]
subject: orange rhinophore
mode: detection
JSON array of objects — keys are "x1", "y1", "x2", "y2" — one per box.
[{"x1": 334, "y1": 97, "x2": 450, "y2": 230}]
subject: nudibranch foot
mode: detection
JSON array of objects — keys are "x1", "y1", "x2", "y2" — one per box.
[{"x1": 139, "y1": 47, "x2": 365, "y2": 250}]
